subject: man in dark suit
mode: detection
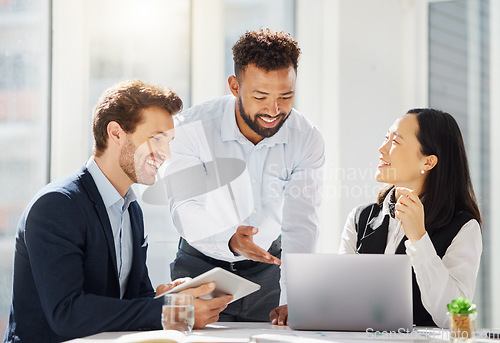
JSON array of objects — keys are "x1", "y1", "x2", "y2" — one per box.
[{"x1": 3, "y1": 80, "x2": 232, "y2": 343}]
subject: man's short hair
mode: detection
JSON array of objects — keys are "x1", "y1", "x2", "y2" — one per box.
[
  {"x1": 232, "y1": 28, "x2": 301, "y2": 78},
  {"x1": 92, "y1": 79, "x2": 183, "y2": 157}
]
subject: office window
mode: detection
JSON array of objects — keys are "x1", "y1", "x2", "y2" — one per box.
[
  {"x1": 88, "y1": 0, "x2": 191, "y2": 107},
  {"x1": 0, "y1": 0, "x2": 50, "y2": 333},
  {"x1": 429, "y1": 0, "x2": 490, "y2": 327}
]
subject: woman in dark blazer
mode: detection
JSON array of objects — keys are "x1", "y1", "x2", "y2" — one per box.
[{"x1": 339, "y1": 108, "x2": 482, "y2": 327}]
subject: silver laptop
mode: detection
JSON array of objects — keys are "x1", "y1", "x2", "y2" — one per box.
[{"x1": 284, "y1": 253, "x2": 413, "y2": 332}]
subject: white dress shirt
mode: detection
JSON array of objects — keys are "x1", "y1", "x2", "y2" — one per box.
[
  {"x1": 161, "y1": 95, "x2": 325, "y2": 303},
  {"x1": 86, "y1": 157, "x2": 136, "y2": 298},
  {"x1": 339, "y1": 189, "x2": 482, "y2": 328}
]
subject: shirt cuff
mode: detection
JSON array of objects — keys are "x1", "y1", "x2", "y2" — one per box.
[
  {"x1": 404, "y1": 232, "x2": 437, "y2": 266},
  {"x1": 214, "y1": 229, "x2": 240, "y2": 260}
]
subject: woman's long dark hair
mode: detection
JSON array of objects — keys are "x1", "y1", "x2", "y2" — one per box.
[{"x1": 377, "y1": 108, "x2": 481, "y2": 228}]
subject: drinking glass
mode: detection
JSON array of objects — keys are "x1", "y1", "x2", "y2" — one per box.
[{"x1": 161, "y1": 294, "x2": 194, "y2": 335}]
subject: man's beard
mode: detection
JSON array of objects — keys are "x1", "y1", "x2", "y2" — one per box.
[
  {"x1": 119, "y1": 136, "x2": 138, "y2": 184},
  {"x1": 238, "y1": 98, "x2": 290, "y2": 138}
]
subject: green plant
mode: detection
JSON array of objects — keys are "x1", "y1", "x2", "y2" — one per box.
[{"x1": 447, "y1": 296, "x2": 477, "y2": 314}]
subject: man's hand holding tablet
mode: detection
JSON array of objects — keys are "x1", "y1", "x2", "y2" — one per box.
[
  {"x1": 156, "y1": 277, "x2": 233, "y2": 329},
  {"x1": 155, "y1": 268, "x2": 260, "y2": 328}
]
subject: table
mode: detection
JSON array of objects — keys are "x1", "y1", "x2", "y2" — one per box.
[{"x1": 66, "y1": 322, "x2": 500, "y2": 342}]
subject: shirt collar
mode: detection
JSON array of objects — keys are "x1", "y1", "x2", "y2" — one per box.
[
  {"x1": 86, "y1": 156, "x2": 136, "y2": 211},
  {"x1": 382, "y1": 187, "x2": 395, "y2": 217},
  {"x1": 220, "y1": 96, "x2": 289, "y2": 147},
  {"x1": 220, "y1": 96, "x2": 240, "y2": 142}
]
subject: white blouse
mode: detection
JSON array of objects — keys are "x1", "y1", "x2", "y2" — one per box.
[{"x1": 338, "y1": 191, "x2": 482, "y2": 328}]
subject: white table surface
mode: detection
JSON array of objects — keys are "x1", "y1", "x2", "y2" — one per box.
[{"x1": 65, "y1": 322, "x2": 500, "y2": 343}]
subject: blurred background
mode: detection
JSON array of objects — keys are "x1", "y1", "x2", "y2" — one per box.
[{"x1": 1, "y1": 0, "x2": 499, "y2": 332}]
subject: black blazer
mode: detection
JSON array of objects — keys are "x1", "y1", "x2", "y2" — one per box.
[
  {"x1": 355, "y1": 202, "x2": 475, "y2": 326},
  {"x1": 3, "y1": 166, "x2": 163, "y2": 343}
]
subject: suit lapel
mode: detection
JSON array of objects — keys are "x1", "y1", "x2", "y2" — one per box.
[
  {"x1": 123, "y1": 201, "x2": 144, "y2": 298},
  {"x1": 395, "y1": 236, "x2": 408, "y2": 254},
  {"x1": 358, "y1": 214, "x2": 390, "y2": 254},
  {"x1": 79, "y1": 167, "x2": 119, "y2": 279}
]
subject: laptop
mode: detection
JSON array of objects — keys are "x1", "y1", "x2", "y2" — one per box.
[{"x1": 284, "y1": 253, "x2": 413, "y2": 332}]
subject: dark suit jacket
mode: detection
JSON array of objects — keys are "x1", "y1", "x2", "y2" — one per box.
[{"x1": 3, "y1": 166, "x2": 163, "y2": 343}]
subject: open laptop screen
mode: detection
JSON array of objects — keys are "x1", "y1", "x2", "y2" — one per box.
[{"x1": 284, "y1": 253, "x2": 413, "y2": 332}]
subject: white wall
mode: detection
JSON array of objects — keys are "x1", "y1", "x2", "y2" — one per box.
[
  {"x1": 295, "y1": 0, "x2": 341, "y2": 253},
  {"x1": 489, "y1": 0, "x2": 500, "y2": 328},
  {"x1": 295, "y1": 0, "x2": 429, "y2": 252}
]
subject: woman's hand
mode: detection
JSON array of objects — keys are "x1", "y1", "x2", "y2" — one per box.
[
  {"x1": 395, "y1": 187, "x2": 426, "y2": 242},
  {"x1": 270, "y1": 305, "x2": 288, "y2": 326}
]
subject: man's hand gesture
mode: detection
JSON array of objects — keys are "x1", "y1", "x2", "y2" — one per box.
[{"x1": 229, "y1": 226, "x2": 281, "y2": 265}]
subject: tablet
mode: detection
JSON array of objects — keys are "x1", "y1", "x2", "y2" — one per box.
[{"x1": 154, "y1": 267, "x2": 261, "y2": 304}]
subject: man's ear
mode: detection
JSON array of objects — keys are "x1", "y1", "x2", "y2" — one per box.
[
  {"x1": 423, "y1": 154, "x2": 438, "y2": 171},
  {"x1": 228, "y1": 75, "x2": 240, "y2": 98},
  {"x1": 107, "y1": 121, "x2": 124, "y2": 147}
]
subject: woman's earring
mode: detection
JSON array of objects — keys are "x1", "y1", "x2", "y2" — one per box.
[{"x1": 421, "y1": 170, "x2": 425, "y2": 174}]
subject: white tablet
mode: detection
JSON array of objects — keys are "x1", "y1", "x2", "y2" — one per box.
[{"x1": 154, "y1": 267, "x2": 261, "y2": 304}]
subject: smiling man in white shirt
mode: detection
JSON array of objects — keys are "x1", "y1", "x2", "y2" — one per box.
[{"x1": 161, "y1": 29, "x2": 325, "y2": 321}]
